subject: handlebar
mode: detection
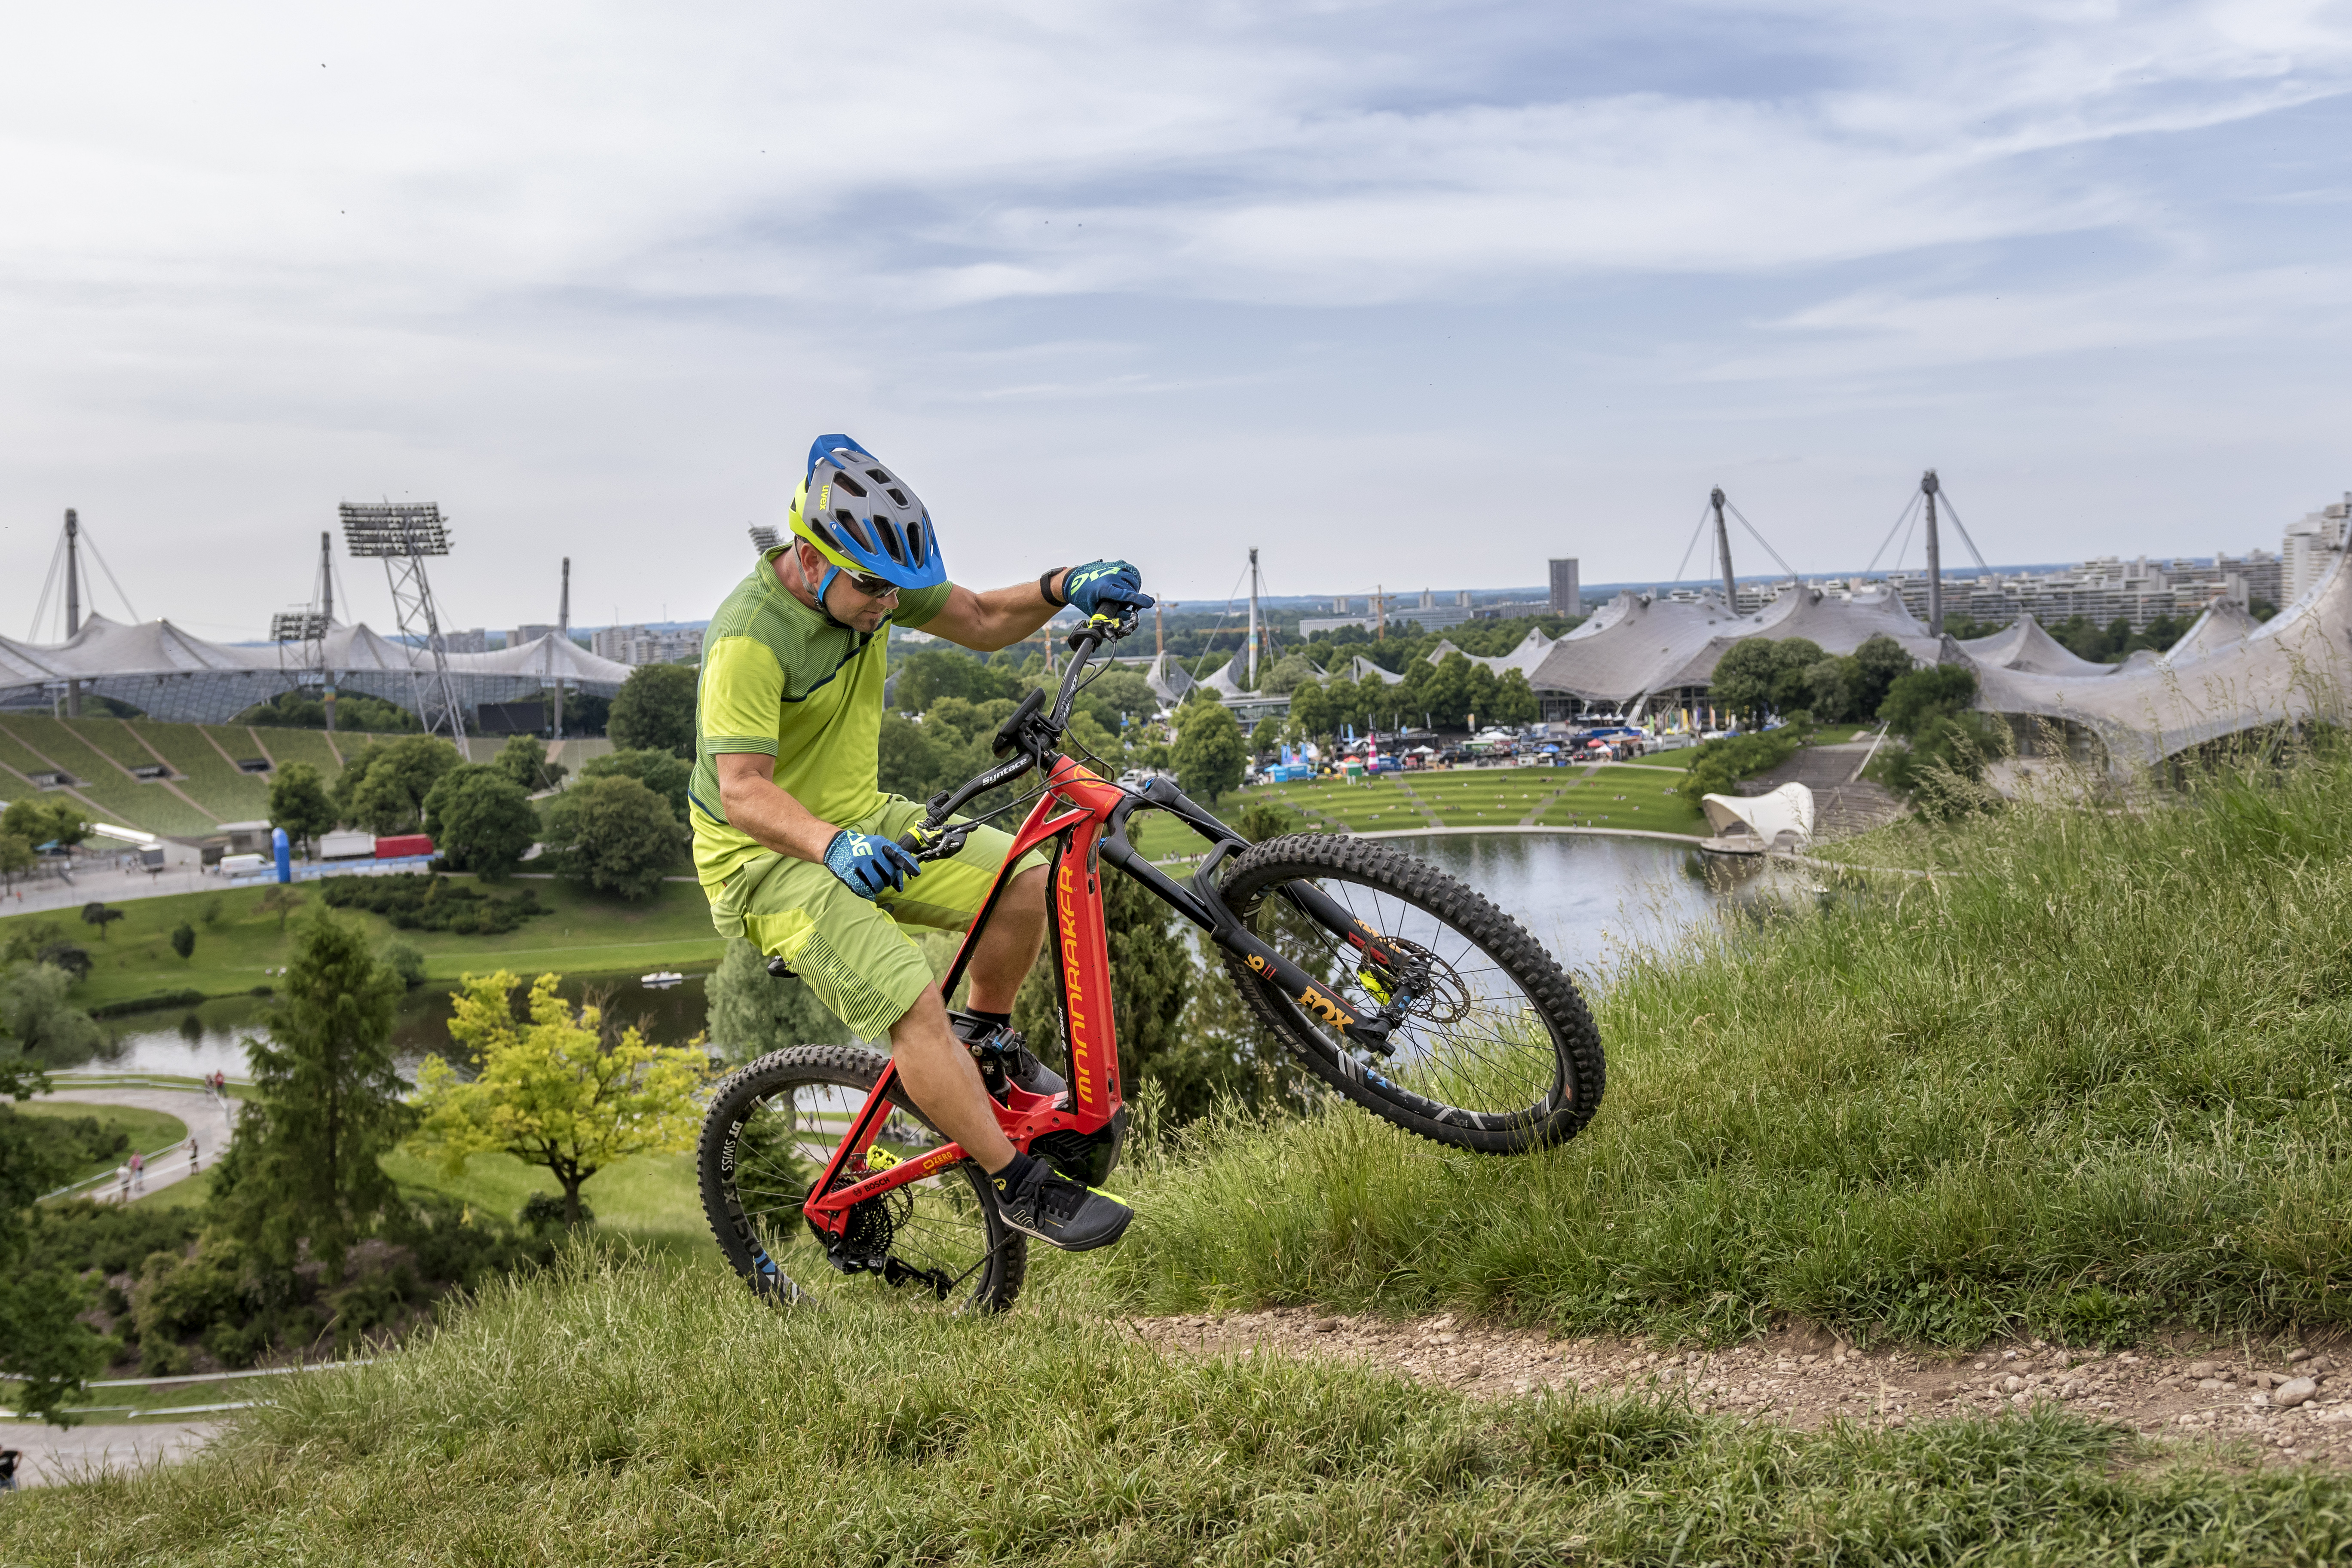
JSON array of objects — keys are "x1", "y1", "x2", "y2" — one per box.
[{"x1": 895, "y1": 610, "x2": 1136, "y2": 859}]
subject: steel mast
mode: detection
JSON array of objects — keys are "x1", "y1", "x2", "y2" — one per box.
[
  {"x1": 339, "y1": 502, "x2": 468, "y2": 744},
  {"x1": 1709, "y1": 488, "x2": 1737, "y2": 611}
]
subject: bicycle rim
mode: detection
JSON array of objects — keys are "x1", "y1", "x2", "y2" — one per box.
[
  {"x1": 701, "y1": 1046, "x2": 1024, "y2": 1313},
  {"x1": 1222, "y1": 836, "x2": 1600, "y2": 1151}
]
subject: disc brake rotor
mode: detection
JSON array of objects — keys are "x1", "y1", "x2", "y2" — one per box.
[{"x1": 1363, "y1": 936, "x2": 1473, "y2": 1027}]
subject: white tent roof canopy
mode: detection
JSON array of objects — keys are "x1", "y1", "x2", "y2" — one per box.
[{"x1": 1701, "y1": 782, "x2": 1814, "y2": 846}]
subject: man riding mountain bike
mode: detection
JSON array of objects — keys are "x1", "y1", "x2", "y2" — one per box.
[{"x1": 692, "y1": 434, "x2": 1151, "y2": 1253}]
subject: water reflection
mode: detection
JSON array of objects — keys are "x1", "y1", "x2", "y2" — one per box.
[
  {"x1": 75, "y1": 970, "x2": 714, "y2": 1082},
  {"x1": 1370, "y1": 833, "x2": 1820, "y2": 982}
]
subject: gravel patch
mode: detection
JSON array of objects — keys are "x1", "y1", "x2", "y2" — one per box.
[{"x1": 1132, "y1": 1308, "x2": 2352, "y2": 1465}]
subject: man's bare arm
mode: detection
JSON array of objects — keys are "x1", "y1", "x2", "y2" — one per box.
[
  {"x1": 919, "y1": 571, "x2": 1071, "y2": 653},
  {"x1": 715, "y1": 752, "x2": 842, "y2": 863}
]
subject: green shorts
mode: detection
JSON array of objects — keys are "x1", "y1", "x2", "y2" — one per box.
[{"x1": 701, "y1": 794, "x2": 1048, "y2": 1039}]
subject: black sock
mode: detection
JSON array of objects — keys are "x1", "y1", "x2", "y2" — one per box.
[
  {"x1": 989, "y1": 1150, "x2": 1039, "y2": 1195},
  {"x1": 970, "y1": 1008, "x2": 1012, "y2": 1031}
]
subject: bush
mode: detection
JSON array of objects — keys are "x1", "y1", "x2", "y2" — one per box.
[
  {"x1": 1678, "y1": 728, "x2": 1804, "y2": 802},
  {"x1": 576, "y1": 748, "x2": 691, "y2": 823},
  {"x1": 318, "y1": 874, "x2": 548, "y2": 934},
  {"x1": 379, "y1": 938, "x2": 428, "y2": 989},
  {"x1": 520, "y1": 1192, "x2": 594, "y2": 1233}
]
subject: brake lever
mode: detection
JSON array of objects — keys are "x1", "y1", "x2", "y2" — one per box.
[{"x1": 897, "y1": 825, "x2": 971, "y2": 864}]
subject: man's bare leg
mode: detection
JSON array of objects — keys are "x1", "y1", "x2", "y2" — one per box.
[
  {"x1": 888, "y1": 988, "x2": 1017, "y2": 1170},
  {"x1": 886, "y1": 865, "x2": 1050, "y2": 1173}
]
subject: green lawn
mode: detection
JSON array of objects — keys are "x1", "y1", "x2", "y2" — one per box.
[
  {"x1": 0, "y1": 876, "x2": 725, "y2": 1010},
  {"x1": 132, "y1": 721, "x2": 273, "y2": 823},
  {"x1": 1531, "y1": 763, "x2": 1709, "y2": 834},
  {"x1": 245, "y1": 725, "x2": 343, "y2": 775},
  {"x1": 17, "y1": 1099, "x2": 187, "y2": 1185}
]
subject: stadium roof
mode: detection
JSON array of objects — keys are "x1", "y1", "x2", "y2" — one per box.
[
  {"x1": 1960, "y1": 549, "x2": 2346, "y2": 765},
  {"x1": 0, "y1": 615, "x2": 637, "y2": 725}
]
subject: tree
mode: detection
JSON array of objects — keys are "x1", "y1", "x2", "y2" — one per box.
[
  {"x1": 1848, "y1": 634, "x2": 1916, "y2": 720},
  {"x1": 1879, "y1": 664, "x2": 1980, "y2": 737},
  {"x1": 0, "y1": 1020, "x2": 107, "y2": 1421},
  {"x1": 1172, "y1": 701, "x2": 1245, "y2": 804},
  {"x1": 607, "y1": 663, "x2": 698, "y2": 759},
  {"x1": 577, "y1": 747, "x2": 691, "y2": 823},
  {"x1": 892, "y1": 647, "x2": 1023, "y2": 712},
  {"x1": 0, "y1": 833, "x2": 32, "y2": 892},
  {"x1": 208, "y1": 913, "x2": 408, "y2": 1280},
  {"x1": 1708, "y1": 637, "x2": 1823, "y2": 726},
  {"x1": 540, "y1": 774, "x2": 688, "y2": 900},
  {"x1": 1287, "y1": 679, "x2": 1335, "y2": 744},
  {"x1": 336, "y1": 735, "x2": 462, "y2": 835},
  {"x1": 421, "y1": 766, "x2": 539, "y2": 880},
  {"x1": 267, "y1": 761, "x2": 337, "y2": 856},
  {"x1": 492, "y1": 734, "x2": 567, "y2": 794},
  {"x1": 705, "y1": 937, "x2": 852, "y2": 1063},
  {"x1": 1261, "y1": 652, "x2": 1318, "y2": 695},
  {"x1": 0, "y1": 958, "x2": 104, "y2": 1067},
  {"x1": 170, "y1": 921, "x2": 196, "y2": 962},
  {"x1": 3, "y1": 798, "x2": 86, "y2": 852},
  {"x1": 80, "y1": 902, "x2": 123, "y2": 941},
  {"x1": 410, "y1": 971, "x2": 712, "y2": 1224},
  {"x1": 257, "y1": 884, "x2": 306, "y2": 933}
]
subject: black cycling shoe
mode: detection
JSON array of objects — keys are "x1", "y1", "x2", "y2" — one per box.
[{"x1": 992, "y1": 1164, "x2": 1132, "y2": 1252}]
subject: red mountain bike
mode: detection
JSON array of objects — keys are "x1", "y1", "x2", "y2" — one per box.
[{"x1": 698, "y1": 615, "x2": 1604, "y2": 1312}]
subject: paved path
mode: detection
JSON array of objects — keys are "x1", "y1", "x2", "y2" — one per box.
[
  {"x1": 40, "y1": 1084, "x2": 237, "y2": 1203},
  {"x1": 1, "y1": 1419, "x2": 224, "y2": 1487}
]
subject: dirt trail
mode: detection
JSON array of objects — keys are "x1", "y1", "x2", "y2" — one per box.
[{"x1": 1132, "y1": 1307, "x2": 2352, "y2": 1467}]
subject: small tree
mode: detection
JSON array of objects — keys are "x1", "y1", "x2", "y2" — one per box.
[
  {"x1": 208, "y1": 913, "x2": 408, "y2": 1279},
  {"x1": 169, "y1": 921, "x2": 196, "y2": 962},
  {"x1": 1172, "y1": 701, "x2": 1245, "y2": 805},
  {"x1": 410, "y1": 971, "x2": 712, "y2": 1224},
  {"x1": 607, "y1": 663, "x2": 699, "y2": 759},
  {"x1": 257, "y1": 884, "x2": 306, "y2": 933},
  {"x1": 541, "y1": 774, "x2": 688, "y2": 900},
  {"x1": 267, "y1": 761, "x2": 337, "y2": 856},
  {"x1": 420, "y1": 766, "x2": 539, "y2": 880},
  {"x1": 80, "y1": 902, "x2": 123, "y2": 942}
]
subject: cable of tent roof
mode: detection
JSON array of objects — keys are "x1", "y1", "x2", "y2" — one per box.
[
  {"x1": 1865, "y1": 490, "x2": 1924, "y2": 576},
  {"x1": 1721, "y1": 499, "x2": 1798, "y2": 581},
  {"x1": 1669, "y1": 500, "x2": 1714, "y2": 588},
  {"x1": 1932, "y1": 488, "x2": 1994, "y2": 575}
]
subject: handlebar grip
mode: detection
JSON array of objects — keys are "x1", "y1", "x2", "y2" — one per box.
[{"x1": 992, "y1": 688, "x2": 1046, "y2": 757}]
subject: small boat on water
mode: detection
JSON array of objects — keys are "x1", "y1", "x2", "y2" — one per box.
[{"x1": 641, "y1": 971, "x2": 686, "y2": 989}]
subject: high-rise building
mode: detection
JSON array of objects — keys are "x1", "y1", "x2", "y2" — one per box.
[
  {"x1": 511, "y1": 623, "x2": 559, "y2": 649},
  {"x1": 1548, "y1": 558, "x2": 1581, "y2": 617},
  {"x1": 2283, "y1": 496, "x2": 2351, "y2": 607}
]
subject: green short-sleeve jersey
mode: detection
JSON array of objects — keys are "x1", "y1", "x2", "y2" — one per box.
[{"x1": 689, "y1": 550, "x2": 951, "y2": 887}]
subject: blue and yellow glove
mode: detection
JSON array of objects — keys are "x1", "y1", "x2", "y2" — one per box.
[
  {"x1": 823, "y1": 829, "x2": 921, "y2": 900},
  {"x1": 1061, "y1": 560, "x2": 1154, "y2": 619}
]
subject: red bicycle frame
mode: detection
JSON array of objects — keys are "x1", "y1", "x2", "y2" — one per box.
[{"x1": 799, "y1": 756, "x2": 1124, "y2": 1237}]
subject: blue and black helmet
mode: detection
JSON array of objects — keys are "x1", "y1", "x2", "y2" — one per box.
[{"x1": 786, "y1": 434, "x2": 947, "y2": 597}]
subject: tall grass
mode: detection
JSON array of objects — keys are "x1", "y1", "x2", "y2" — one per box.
[
  {"x1": 1100, "y1": 746, "x2": 2352, "y2": 1345},
  {"x1": 10, "y1": 1246, "x2": 2352, "y2": 1566}
]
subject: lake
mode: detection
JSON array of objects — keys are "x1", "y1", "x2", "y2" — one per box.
[{"x1": 66, "y1": 833, "x2": 1808, "y2": 1080}]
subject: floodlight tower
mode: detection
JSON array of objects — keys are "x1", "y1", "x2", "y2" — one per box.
[
  {"x1": 271, "y1": 532, "x2": 337, "y2": 713},
  {"x1": 339, "y1": 502, "x2": 469, "y2": 744}
]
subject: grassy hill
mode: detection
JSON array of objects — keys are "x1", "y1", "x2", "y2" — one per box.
[{"x1": 7, "y1": 1249, "x2": 2350, "y2": 1565}]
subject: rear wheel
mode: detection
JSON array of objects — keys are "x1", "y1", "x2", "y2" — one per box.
[
  {"x1": 698, "y1": 1044, "x2": 1026, "y2": 1312},
  {"x1": 1219, "y1": 833, "x2": 1603, "y2": 1154}
]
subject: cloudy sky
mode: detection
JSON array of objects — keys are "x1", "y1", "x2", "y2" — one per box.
[{"x1": 3, "y1": 0, "x2": 2349, "y2": 640}]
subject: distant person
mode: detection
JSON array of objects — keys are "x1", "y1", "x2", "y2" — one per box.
[
  {"x1": 116, "y1": 1162, "x2": 130, "y2": 1201},
  {"x1": 0, "y1": 1445, "x2": 21, "y2": 1491},
  {"x1": 188, "y1": 1137, "x2": 200, "y2": 1174},
  {"x1": 129, "y1": 1150, "x2": 144, "y2": 1191}
]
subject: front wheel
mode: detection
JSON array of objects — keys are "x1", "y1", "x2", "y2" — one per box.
[
  {"x1": 1219, "y1": 833, "x2": 1604, "y2": 1154},
  {"x1": 698, "y1": 1044, "x2": 1027, "y2": 1313}
]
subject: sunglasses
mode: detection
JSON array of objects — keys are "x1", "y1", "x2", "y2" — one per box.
[{"x1": 839, "y1": 570, "x2": 899, "y2": 599}]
